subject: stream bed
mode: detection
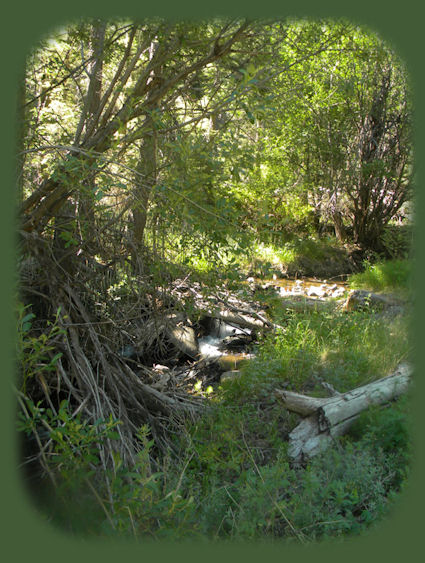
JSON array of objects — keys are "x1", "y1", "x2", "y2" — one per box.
[{"x1": 196, "y1": 277, "x2": 349, "y2": 378}]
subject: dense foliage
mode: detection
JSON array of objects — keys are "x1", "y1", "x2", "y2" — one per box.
[{"x1": 19, "y1": 18, "x2": 412, "y2": 261}]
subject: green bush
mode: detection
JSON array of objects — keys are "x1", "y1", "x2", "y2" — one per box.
[
  {"x1": 178, "y1": 437, "x2": 404, "y2": 542},
  {"x1": 284, "y1": 443, "x2": 393, "y2": 540},
  {"x1": 347, "y1": 395, "x2": 411, "y2": 489},
  {"x1": 381, "y1": 224, "x2": 413, "y2": 259},
  {"x1": 16, "y1": 302, "x2": 65, "y2": 392}
]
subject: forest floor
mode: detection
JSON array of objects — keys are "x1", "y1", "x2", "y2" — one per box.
[{"x1": 18, "y1": 241, "x2": 413, "y2": 543}]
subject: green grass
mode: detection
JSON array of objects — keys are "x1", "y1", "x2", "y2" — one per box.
[
  {"x1": 349, "y1": 259, "x2": 412, "y2": 293},
  {"x1": 223, "y1": 305, "x2": 410, "y2": 398},
  {"x1": 148, "y1": 300, "x2": 410, "y2": 542}
]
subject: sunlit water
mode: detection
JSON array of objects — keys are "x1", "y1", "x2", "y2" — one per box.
[
  {"x1": 198, "y1": 278, "x2": 348, "y2": 361},
  {"x1": 198, "y1": 321, "x2": 250, "y2": 359},
  {"x1": 253, "y1": 277, "x2": 348, "y2": 299},
  {"x1": 198, "y1": 335, "x2": 223, "y2": 359}
]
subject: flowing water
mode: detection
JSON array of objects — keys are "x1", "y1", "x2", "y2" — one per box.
[
  {"x1": 198, "y1": 318, "x2": 250, "y2": 360},
  {"x1": 254, "y1": 276, "x2": 348, "y2": 298},
  {"x1": 198, "y1": 277, "x2": 349, "y2": 365}
]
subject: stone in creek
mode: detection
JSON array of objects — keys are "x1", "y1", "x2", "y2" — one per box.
[
  {"x1": 343, "y1": 290, "x2": 403, "y2": 312},
  {"x1": 332, "y1": 287, "x2": 346, "y2": 298},
  {"x1": 306, "y1": 284, "x2": 327, "y2": 298}
]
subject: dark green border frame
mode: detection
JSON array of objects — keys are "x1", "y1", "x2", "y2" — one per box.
[{"x1": 2, "y1": 1, "x2": 423, "y2": 561}]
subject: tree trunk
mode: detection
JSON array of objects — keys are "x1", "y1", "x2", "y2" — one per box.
[
  {"x1": 275, "y1": 362, "x2": 412, "y2": 464},
  {"x1": 20, "y1": 22, "x2": 251, "y2": 237},
  {"x1": 352, "y1": 69, "x2": 393, "y2": 251},
  {"x1": 74, "y1": 20, "x2": 106, "y2": 146},
  {"x1": 332, "y1": 210, "x2": 346, "y2": 242},
  {"x1": 52, "y1": 199, "x2": 78, "y2": 276},
  {"x1": 132, "y1": 115, "x2": 158, "y2": 247},
  {"x1": 76, "y1": 20, "x2": 106, "y2": 254},
  {"x1": 130, "y1": 40, "x2": 160, "y2": 270}
]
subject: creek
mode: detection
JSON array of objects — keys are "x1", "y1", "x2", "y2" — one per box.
[
  {"x1": 197, "y1": 277, "x2": 349, "y2": 371},
  {"x1": 198, "y1": 318, "x2": 252, "y2": 360}
]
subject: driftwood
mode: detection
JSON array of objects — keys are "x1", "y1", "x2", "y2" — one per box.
[
  {"x1": 208, "y1": 309, "x2": 268, "y2": 331},
  {"x1": 275, "y1": 363, "x2": 412, "y2": 464},
  {"x1": 167, "y1": 324, "x2": 198, "y2": 359},
  {"x1": 202, "y1": 300, "x2": 285, "y2": 332},
  {"x1": 171, "y1": 279, "x2": 281, "y2": 332}
]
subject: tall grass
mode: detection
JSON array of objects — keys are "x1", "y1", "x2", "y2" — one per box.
[{"x1": 349, "y1": 259, "x2": 411, "y2": 293}]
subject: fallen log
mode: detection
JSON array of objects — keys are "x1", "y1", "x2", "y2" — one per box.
[
  {"x1": 201, "y1": 303, "x2": 285, "y2": 332},
  {"x1": 167, "y1": 324, "x2": 199, "y2": 359},
  {"x1": 171, "y1": 279, "x2": 283, "y2": 332},
  {"x1": 209, "y1": 308, "x2": 267, "y2": 331},
  {"x1": 275, "y1": 362, "x2": 412, "y2": 464}
]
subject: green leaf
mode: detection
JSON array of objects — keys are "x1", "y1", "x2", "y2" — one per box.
[{"x1": 50, "y1": 352, "x2": 63, "y2": 364}]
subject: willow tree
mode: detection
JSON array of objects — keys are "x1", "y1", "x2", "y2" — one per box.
[
  {"x1": 19, "y1": 19, "x2": 254, "y2": 272},
  {"x1": 18, "y1": 19, "x2": 263, "y2": 467}
]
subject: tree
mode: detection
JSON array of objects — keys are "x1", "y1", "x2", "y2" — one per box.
[
  {"x1": 16, "y1": 17, "x2": 413, "y2": 502},
  {"x1": 265, "y1": 25, "x2": 412, "y2": 251},
  {"x1": 19, "y1": 20, "x2": 252, "y2": 252}
]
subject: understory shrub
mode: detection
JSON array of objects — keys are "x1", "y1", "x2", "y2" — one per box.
[
  {"x1": 284, "y1": 443, "x2": 393, "y2": 540},
  {"x1": 176, "y1": 437, "x2": 406, "y2": 542},
  {"x1": 346, "y1": 395, "x2": 411, "y2": 490},
  {"x1": 381, "y1": 224, "x2": 413, "y2": 259}
]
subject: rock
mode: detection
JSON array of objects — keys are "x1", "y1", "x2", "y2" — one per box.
[
  {"x1": 260, "y1": 283, "x2": 276, "y2": 291},
  {"x1": 307, "y1": 284, "x2": 326, "y2": 298},
  {"x1": 343, "y1": 290, "x2": 402, "y2": 312},
  {"x1": 167, "y1": 325, "x2": 199, "y2": 359},
  {"x1": 376, "y1": 304, "x2": 406, "y2": 319},
  {"x1": 293, "y1": 281, "x2": 304, "y2": 294},
  {"x1": 332, "y1": 287, "x2": 346, "y2": 298},
  {"x1": 220, "y1": 334, "x2": 252, "y2": 351}
]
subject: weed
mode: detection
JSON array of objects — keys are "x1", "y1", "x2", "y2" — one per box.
[{"x1": 16, "y1": 302, "x2": 65, "y2": 392}]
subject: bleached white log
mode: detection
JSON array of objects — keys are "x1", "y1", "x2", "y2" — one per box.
[{"x1": 276, "y1": 363, "x2": 412, "y2": 463}]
